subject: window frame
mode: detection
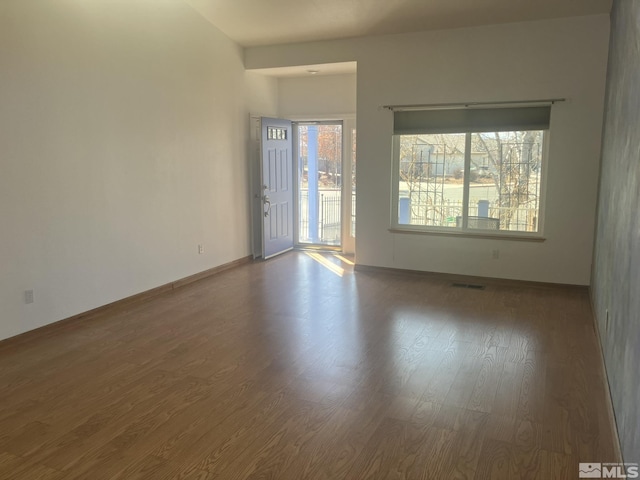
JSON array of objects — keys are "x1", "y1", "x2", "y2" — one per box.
[{"x1": 390, "y1": 129, "x2": 549, "y2": 240}]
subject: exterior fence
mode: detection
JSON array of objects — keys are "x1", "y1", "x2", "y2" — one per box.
[
  {"x1": 403, "y1": 197, "x2": 538, "y2": 232},
  {"x1": 299, "y1": 189, "x2": 343, "y2": 245}
]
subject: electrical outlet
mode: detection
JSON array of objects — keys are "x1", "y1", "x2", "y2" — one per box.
[
  {"x1": 492, "y1": 249, "x2": 500, "y2": 259},
  {"x1": 24, "y1": 290, "x2": 34, "y2": 304},
  {"x1": 198, "y1": 244, "x2": 204, "y2": 255}
]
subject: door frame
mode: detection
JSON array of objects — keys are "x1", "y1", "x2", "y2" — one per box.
[
  {"x1": 342, "y1": 117, "x2": 356, "y2": 254},
  {"x1": 249, "y1": 114, "x2": 263, "y2": 259}
]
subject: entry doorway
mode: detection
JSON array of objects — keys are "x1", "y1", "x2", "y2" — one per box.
[{"x1": 294, "y1": 120, "x2": 356, "y2": 253}]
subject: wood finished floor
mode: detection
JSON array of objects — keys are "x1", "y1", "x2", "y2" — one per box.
[{"x1": 0, "y1": 252, "x2": 617, "y2": 479}]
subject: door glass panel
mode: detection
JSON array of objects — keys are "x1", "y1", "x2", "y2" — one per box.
[{"x1": 297, "y1": 123, "x2": 342, "y2": 246}]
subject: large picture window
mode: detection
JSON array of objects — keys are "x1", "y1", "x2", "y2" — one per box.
[{"x1": 391, "y1": 105, "x2": 549, "y2": 235}]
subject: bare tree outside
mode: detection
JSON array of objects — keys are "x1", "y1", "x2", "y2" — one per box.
[{"x1": 472, "y1": 131, "x2": 542, "y2": 231}]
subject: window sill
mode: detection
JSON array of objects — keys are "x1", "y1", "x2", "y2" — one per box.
[{"x1": 388, "y1": 227, "x2": 546, "y2": 242}]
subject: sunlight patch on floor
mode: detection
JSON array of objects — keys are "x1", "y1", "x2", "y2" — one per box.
[
  {"x1": 305, "y1": 251, "x2": 344, "y2": 277},
  {"x1": 334, "y1": 254, "x2": 355, "y2": 266}
]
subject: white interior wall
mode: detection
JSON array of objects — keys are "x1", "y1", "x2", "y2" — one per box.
[
  {"x1": 246, "y1": 15, "x2": 610, "y2": 284},
  {"x1": 278, "y1": 74, "x2": 357, "y2": 118},
  {"x1": 0, "y1": 0, "x2": 276, "y2": 341},
  {"x1": 245, "y1": 71, "x2": 279, "y2": 118}
]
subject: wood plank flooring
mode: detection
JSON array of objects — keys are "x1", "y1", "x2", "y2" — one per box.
[{"x1": 0, "y1": 252, "x2": 618, "y2": 479}]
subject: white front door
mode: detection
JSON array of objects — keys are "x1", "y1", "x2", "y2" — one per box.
[{"x1": 261, "y1": 117, "x2": 294, "y2": 259}]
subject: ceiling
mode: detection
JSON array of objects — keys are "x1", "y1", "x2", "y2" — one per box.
[{"x1": 184, "y1": 0, "x2": 611, "y2": 48}]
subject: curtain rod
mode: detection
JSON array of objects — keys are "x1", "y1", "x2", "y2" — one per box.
[{"x1": 380, "y1": 98, "x2": 566, "y2": 111}]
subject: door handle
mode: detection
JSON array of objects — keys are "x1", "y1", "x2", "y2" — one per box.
[{"x1": 263, "y1": 195, "x2": 271, "y2": 217}]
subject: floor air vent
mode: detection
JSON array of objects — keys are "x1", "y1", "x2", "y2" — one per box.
[{"x1": 452, "y1": 283, "x2": 486, "y2": 290}]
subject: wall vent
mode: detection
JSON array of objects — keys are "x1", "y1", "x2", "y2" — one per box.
[{"x1": 452, "y1": 283, "x2": 486, "y2": 290}]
